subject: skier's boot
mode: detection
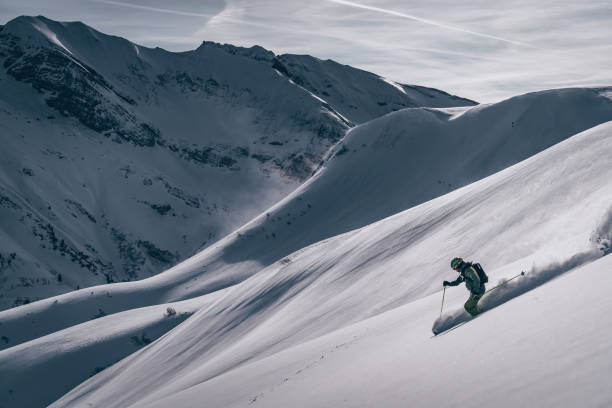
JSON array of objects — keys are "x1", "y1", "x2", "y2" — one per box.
[{"x1": 464, "y1": 293, "x2": 481, "y2": 316}]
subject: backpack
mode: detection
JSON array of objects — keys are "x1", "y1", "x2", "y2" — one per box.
[{"x1": 472, "y1": 263, "x2": 488, "y2": 284}]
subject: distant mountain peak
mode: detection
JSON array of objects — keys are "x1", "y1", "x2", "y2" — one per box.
[{"x1": 197, "y1": 41, "x2": 275, "y2": 62}]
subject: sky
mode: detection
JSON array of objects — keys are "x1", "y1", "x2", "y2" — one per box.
[{"x1": 1, "y1": 0, "x2": 611, "y2": 102}]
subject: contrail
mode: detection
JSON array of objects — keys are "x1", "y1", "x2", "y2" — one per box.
[
  {"x1": 92, "y1": 0, "x2": 217, "y2": 18},
  {"x1": 328, "y1": 0, "x2": 532, "y2": 47}
]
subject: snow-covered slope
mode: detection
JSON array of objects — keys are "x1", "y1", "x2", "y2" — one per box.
[
  {"x1": 0, "y1": 15, "x2": 474, "y2": 310},
  {"x1": 274, "y1": 53, "x2": 472, "y2": 124},
  {"x1": 1, "y1": 87, "x2": 610, "y2": 353},
  {"x1": 218, "y1": 87, "x2": 612, "y2": 263},
  {"x1": 45, "y1": 118, "x2": 612, "y2": 408},
  {"x1": 0, "y1": 292, "x2": 223, "y2": 408},
  {"x1": 122, "y1": 254, "x2": 612, "y2": 408},
  {"x1": 2, "y1": 16, "x2": 611, "y2": 408},
  {"x1": 2, "y1": 111, "x2": 611, "y2": 406}
]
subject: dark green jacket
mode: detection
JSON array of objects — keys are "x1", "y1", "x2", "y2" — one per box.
[{"x1": 447, "y1": 262, "x2": 485, "y2": 295}]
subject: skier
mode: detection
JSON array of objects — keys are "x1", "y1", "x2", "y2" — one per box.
[{"x1": 443, "y1": 257, "x2": 486, "y2": 316}]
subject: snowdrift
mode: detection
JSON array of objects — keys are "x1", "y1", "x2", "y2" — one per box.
[{"x1": 28, "y1": 116, "x2": 612, "y2": 408}]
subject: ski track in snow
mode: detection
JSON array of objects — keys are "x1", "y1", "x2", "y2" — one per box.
[{"x1": 247, "y1": 335, "x2": 360, "y2": 405}]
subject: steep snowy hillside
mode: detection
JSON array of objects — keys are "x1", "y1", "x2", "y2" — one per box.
[
  {"x1": 117, "y1": 254, "x2": 612, "y2": 408},
  {"x1": 2, "y1": 115, "x2": 611, "y2": 407},
  {"x1": 46, "y1": 118, "x2": 612, "y2": 408},
  {"x1": 212, "y1": 87, "x2": 612, "y2": 270},
  {"x1": 1, "y1": 87, "x2": 610, "y2": 354},
  {"x1": 274, "y1": 53, "x2": 472, "y2": 124},
  {"x1": 0, "y1": 15, "x2": 473, "y2": 310}
]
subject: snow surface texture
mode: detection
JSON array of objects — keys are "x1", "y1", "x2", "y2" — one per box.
[
  {"x1": 435, "y1": 207, "x2": 612, "y2": 334},
  {"x1": 3, "y1": 86, "x2": 610, "y2": 354},
  {"x1": 436, "y1": 204, "x2": 612, "y2": 335},
  {"x1": 45, "y1": 122, "x2": 612, "y2": 407},
  {"x1": 1, "y1": 96, "x2": 611, "y2": 406},
  {"x1": 127, "y1": 254, "x2": 612, "y2": 408},
  {"x1": 0, "y1": 293, "x2": 221, "y2": 408},
  {"x1": 44, "y1": 118, "x2": 612, "y2": 408},
  {"x1": 432, "y1": 246, "x2": 608, "y2": 335},
  {"x1": 0, "y1": 16, "x2": 474, "y2": 310}
]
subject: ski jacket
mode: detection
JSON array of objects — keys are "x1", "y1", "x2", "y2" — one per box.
[{"x1": 447, "y1": 262, "x2": 485, "y2": 295}]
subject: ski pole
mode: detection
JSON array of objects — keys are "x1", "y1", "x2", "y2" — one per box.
[
  {"x1": 484, "y1": 271, "x2": 525, "y2": 294},
  {"x1": 440, "y1": 286, "x2": 446, "y2": 317}
]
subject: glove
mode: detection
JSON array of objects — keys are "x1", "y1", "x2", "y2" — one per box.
[{"x1": 443, "y1": 280, "x2": 450, "y2": 287}]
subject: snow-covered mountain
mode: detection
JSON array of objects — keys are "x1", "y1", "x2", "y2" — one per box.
[
  {"x1": 0, "y1": 15, "x2": 475, "y2": 310},
  {"x1": 50, "y1": 118, "x2": 612, "y2": 408},
  {"x1": 4, "y1": 86, "x2": 610, "y2": 351},
  {"x1": 1, "y1": 83, "x2": 611, "y2": 407}
]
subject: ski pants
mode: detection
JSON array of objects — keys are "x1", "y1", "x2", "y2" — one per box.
[{"x1": 464, "y1": 293, "x2": 482, "y2": 316}]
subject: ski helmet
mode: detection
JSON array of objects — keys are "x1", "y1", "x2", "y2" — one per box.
[{"x1": 451, "y1": 257, "x2": 463, "y2": 269}]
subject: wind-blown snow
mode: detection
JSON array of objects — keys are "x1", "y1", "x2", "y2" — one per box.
[
  {"x1": 0, "y1": 291, "x2": 225, "y2": 408},
  {"x1": 29, "y1": 19, "x2": 91, "y2": 73},
  {"x1": 433, "y1": 233, "x2": 611, "y2": 335},
  {"x1": 32, "y1": 21, "x2": 73, "y2": 55},
  {"x1": 380, "y1": 77, "x2": 407, "y2": 95}
]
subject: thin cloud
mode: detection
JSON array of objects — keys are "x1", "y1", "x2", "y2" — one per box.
[
  {"x1": 7, "y1": 0, "x2": 606, "y2": 102},
  {"x1": 327, "y1": 0, "x2": 534, "y2": 48},
  {"x1": 92, "y1": 0, "x2": 217, "y2": 18},
  {"x1": 94, "y1": 0, "x2": 277, "y2": 34}
]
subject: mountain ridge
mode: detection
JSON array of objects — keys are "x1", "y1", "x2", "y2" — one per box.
[{"x1": 0, "y1": 15, "x2": 474, "y2": 310}]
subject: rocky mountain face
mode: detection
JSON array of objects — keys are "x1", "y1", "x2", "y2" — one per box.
[{"x1": 0, "y1": 16, "x2": 475, "y2": 310}]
